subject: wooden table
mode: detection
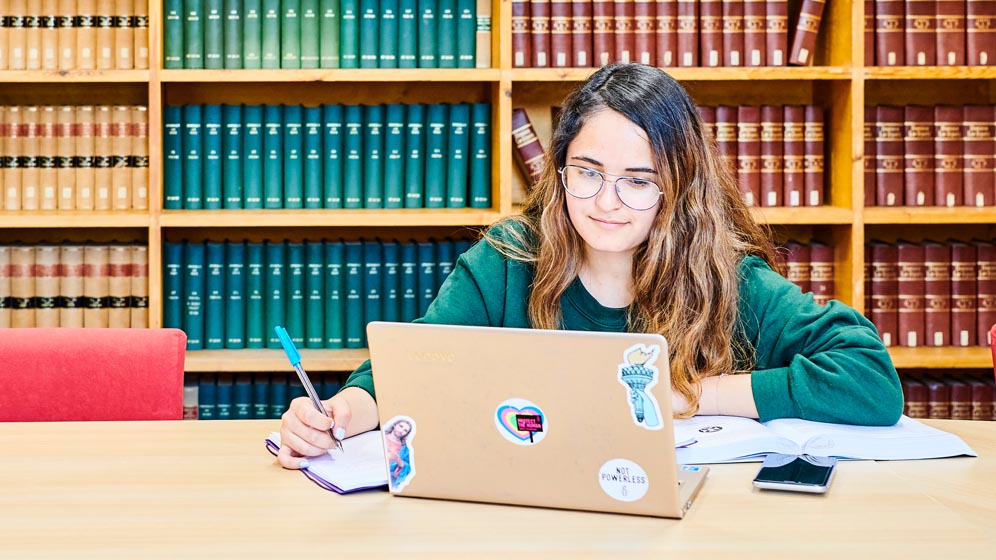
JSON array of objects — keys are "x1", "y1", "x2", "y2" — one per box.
[{"x1": 0, "y1": 419, "x2": 993, "y2": 559}]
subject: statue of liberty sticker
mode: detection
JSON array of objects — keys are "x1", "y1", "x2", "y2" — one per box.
[{"x1": 618, "y1": 344, "x2": 664, "y2": 430}]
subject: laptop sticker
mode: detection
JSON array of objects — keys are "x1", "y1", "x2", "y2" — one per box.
[
  {"x1": 618, "y1": 344, "x2": 664, "y2": 430},
  {"x1": 598, "y1": 459, "x2": 650, "y2": 502},
  {"x1": 383, "y1": 416, "x2": 416, "y2": 492},
  {"x1": 494, "y1": 398, "x2": 548, "y2": 445}
]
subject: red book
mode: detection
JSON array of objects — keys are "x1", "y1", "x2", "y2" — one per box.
[
  {"x1": 950, "y1": 241, "x2": 979, "y2": 347},
  {"x1": 949, "y1": 379, "x2": 972, "y2": 420},
  {"x1": 962, "y1": 105, "x2": 995, "y2": 207},
  {"x1": 875, "y1": 106, "x2": 904, "y2": 207},
  {"x1": 803, "y1": 105, "x2": 824, "y2": 206},
  {"x1": 933, "y1": 105, "x2": 963, "y2": 207},
  {"x1": 593, "y1": 0, "x2": 614, "y2": 66},
  {"x1": 905, "y1": 0, "x2": 936, "y2": 65},
  {"x1": 759, "y1": 105, "x2": 783, "y2": 207},
  {"x1": 736, "y1": 105, "x2": 761, "y2": 206},
  {"x1": 655, "y1": 0, "x2": 677, "y2": 66},
  {"x1": 864, "y1": 245, "x2": 873, "y2": 315},
  {"x1": 902, "y1": 377, "x2": 929, "y2": 418},
  {"x1": 613, "y1": 0, "x2": 635, "y2": 63},
  {"x1": 870, "y1": 241, "x2": 899, "y2": 347},
  {"x1": 551, "y1": 0, "x2": 573, "y2": 67},
  {"x1": 810, "y1": 242, "x2": 835, "y2": 306},
  {"x1": 571, "y1": 0, "x2": 593, "y2": 67},
  {"x1": 511, "y1": 108, "x2": 546, "y2": 188},
  {"x1": 782, "y1": 105, "x2": 805, "y2": 207},
  {"x1": 788, "y1": 0, "x2": 824, "y2": 66},
  {"x1": 865, "y1": 0, "x2": 875, "y2": 67},
  {"x1": 743, "y1": 0, "x2": 765, "y2": 66},
  {"x1": 700, "y1": 0, "x2": 723, "y2": 67},
  {"x1": 967, "y1": 0, "x2": 996, "y2": 65},
  {"x1": 924, "y1": 376, "x2": 952, "y2": 419},
  {"x1": 876, "y1": 0, "x2": 905, "y2": 66},
  {"x1": 936, "y1": 0, "x2": 966, "y2": 65},
  {"x1": 512, "y1": 0, "x2": 532, "y2": 67},
  {"x1": 723, "y1": 0, "x2": 744, "y2": 66},
  {"x1": 783, "y1": 242, "x2": 811, "y2": 294},
  {"x1": 903, "y1": 105, "x2": 934, "y2": 207},
  {"x1": 676, "y1": 0, "x2": 698, "y2": 66},
  {"x1": 976, "y1": 240, "x2": 996, "y2": 347},
  {"x1": 766, "y1": 0, "x2": 788, "y2": 66},
  {"x1": 716, "y1": 105, "x2": 739, "y2": 179},
  {"x1": 969, "y1": 377, "x2": 995, "y2": 420},
  {"x1": 923, "y1": 241, "x2": 952, "y2": 347},
  {"x1": 896, "y1": 241, "x2": 926, "y2": 347},
  {"x1": 531, "y1": 0, "x2": 552, "y2": 67},
  {"x1": 633, "y1": 0, "x2": 655, "y2": 64},
  {"x1": 864, "y1": 105, "x2": 876, "y2": 206},
  {"x1": 697, "y1": 105, "x2": 717, "y2": 143}
]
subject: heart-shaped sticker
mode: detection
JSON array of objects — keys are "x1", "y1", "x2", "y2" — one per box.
[{"x1": 494, "y1": 398, "x2": 548, "y2": 445}]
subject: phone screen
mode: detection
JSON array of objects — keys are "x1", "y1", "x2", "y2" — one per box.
[{"x1": 753, "y1": 454, "x2": 837, "y2": 492}]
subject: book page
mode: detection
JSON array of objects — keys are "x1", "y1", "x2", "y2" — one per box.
[
  {"x1": 267, "y1": 430, "x2": 388, "y2": 492},
  {"x1": 674, "y1": 416, "x2": 801, "y2": 464}
]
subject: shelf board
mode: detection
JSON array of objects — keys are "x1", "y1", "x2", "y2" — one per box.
[
  {"x1": 160, "y1": 69, "x2": 502, "y2": 82},
  {"x1": 864, "y1": 66, "x2": 996, "y2": 80},
  {"x1": 159, "y1": 208, "x2": 505, "y2": 227},
  {"x1": 749, "y1": 206, "x2": 854, "y2": 224},
  {"x1": 0, "y1": 212, "x2": 151, "y2": 228},
  {"x1": 888, "y1": 346, "x2": 995, "y2": 369},
  {"x1": 185, "y1": 349, "x2": 369, "y2": 372},
  {"x1": 864, "y1": 207, "x2": 996, "y2": 224},
  {"x1": 510, "y1": 66, "x2": 852, "y2": 82},
  {"x1": 0, "y1": 70, "x2": 151, "y2": 82}
]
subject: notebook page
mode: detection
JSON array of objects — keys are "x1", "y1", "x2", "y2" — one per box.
[{"x1": 267, "y1": 430, "x2": 389, "y2": 492}]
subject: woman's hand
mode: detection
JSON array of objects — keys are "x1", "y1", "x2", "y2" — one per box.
[{"x1": 276, "y1": 394, "x2": 351, "y2": 469}]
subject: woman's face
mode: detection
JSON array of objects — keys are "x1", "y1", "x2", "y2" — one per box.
[
  {"x1": 564, "y1": 109, "x2": 660, "y2": 261},
  {"x1": 391, "y1": 422, "x2": 411, "y2": 439}
]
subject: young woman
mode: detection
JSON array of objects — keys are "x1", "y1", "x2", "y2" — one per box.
[{"x1": 276, "y1": 64, "x2": 903, "y2": 469}]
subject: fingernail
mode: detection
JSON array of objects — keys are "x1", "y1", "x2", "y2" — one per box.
[
  {"x1": 329, "y1": 419, "x2": 335, "y2": 429},
  {"x1": 299, "y1": 460, "x2": 310, "y2": 469},
  {"x1": 334, "y1": 427, "x2": 346, "y2": 440}
]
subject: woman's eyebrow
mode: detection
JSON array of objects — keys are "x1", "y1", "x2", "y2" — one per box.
[{"x1": 569, "y1": 155, "x2": 657, "y2": 175}]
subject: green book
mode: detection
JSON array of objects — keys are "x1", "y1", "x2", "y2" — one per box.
[
  {"x1": 416, "y1": 240, "x2": 436, "y2": 317},
  {"x1": 204, "y1": 0, "x2": 224, "y2": 68},
  {"x1": 223, "y1": 0, "x2": 243, "y2": 68},
  {"x1": 381, "y1": 240, "x2": 400, "y2": 322},
  {"x1": 264, "y1": 241, "x2": 286, "y2": 349},
  {"x1": 417, "y1": 0, "x2": 437, "y2": 67},
  {"x1": 468, "y1": 102, "x2": 491, "y2": 208},
  {"x1": 343, "y1": 105, "x2": 364, "y2": 209},
  {"x1": 424, "y1": 103, "x2": 448, "y2": 208},
  {"x1": 203, "y1": 104, "x2": 223, "y2": 209},
  {"x1": 182, "y1": 105, "x2": 204, "y2": 209},
  {"x1": 285, "y1": 242, "x2": 306, "y2": 346},
  {"x1": 243, "y1": 0, "x2": 263, "y2": 68},
  {"x1": 164, "y1": 0, "x2": 185, "y2": 69},
  {"x1": 184, "y1": 241, "x2": 206, "y2": 350},
  {"x1": 324, "y1": 241, "x2": 345, "y2": 348},
  {"x1": 399, "y1": 241, "x2": 418, "y2": 322},
  {"x1": 163, "y1": 106, "x2": 184, "y2": 209},
  {"x1": 398, "y1": 0, "x2": 417, "y2": 68},
  {"x1": 243, "y1": 105, "x2": 264, "y2": 208},
  {"x1": 234, "y1": 375, "x2": 253, "y2": 419},
  {"x1": 404, "y1": 103, "x2": 424, "y2": 208},
  {"x1": 164, "y1": 242, "x2": 184, "y2": 328},
  {"x1": 363, "y1": 104, "x2": 384, "y2": 208},
  {"x1": 263, "y1": 105, "x2": 283, "y2": 208},
  {"x1": 319, "y1": 0, "x2": 341, "y2": 67},
  {"x1": 198, "y1": 374, "x2": 216, "y2": 419},
  {"x1": 340, "y1": 0, "x2": 359, "y2": 68},
  {"x1": 305, "y1": 241, "x2": 325, "y2": 348},
  {"x1": 323, "y1": 104, "x2": 344, "y2": 208},
  {"x1": 215, "y1": 375, "x2": 233, "y2": 419},
  {"x1": 383, "y1": 104, "x2": 406, "y2": 208},
  {"x1": 261, "y1": 0, "x2": 281, "y2": 69},
  {"x1": 362, "y1": 240, "x2": 382, "y2": 347},
  {"x1": 301, "y1": 0, "x2": 320, "y2": 68},
  {"x1": 225, "y1": 241, "x2": 246, "y2": 348},
  {"x1": 359, "y1": 0, "x2": 380, "y2": 68},
  {"x1": 343, "y1": 241, "x2": 364, "y2": 348},
  {"x1": 445, "y1": 103, "x2": 469, "y2": 207},
  {"x1": 204, "y1": 241, "x2": 226, "y2": 349},
  {"x1": 437, "y1": 0, "x2": 456, "y2": 68},
  {"x1": 436, "y1": 239, "x2": 455, "y2": 288},
  {"x1": 283, "y1": 105, "x2": 304, "y2": 209},
  {"x1": 222, "y1": 104, "x2": 243, "y2": 208},
  {"x1": 253, "y1": 374, "x2": 270, "y2": 418},
  {"x1": 303, "y1": 106, "x2": 323, "y2": 208},
  {"x1": 456, "y1": 0, "x2": 474, "y2": 67},
  {"x1": 281, "y1": 0, "x2": 302, "y2": 68},
  {"x1": 379, "y1": 0, "x2": 399, "y2": 67},
  {"x1": 245, "y1": 242, "x2": 266, "y2": 348},
  {"x1": 269, "y1": 377, "x2": 289, "y2": 418},
  {"x1": 184, "y1": 0, "x2": 205, "y2": 69}
]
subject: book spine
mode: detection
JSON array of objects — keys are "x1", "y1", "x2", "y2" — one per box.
[
  {"x1": 967, "y1": 0, "x2": 996, "y2": 65},
  {"x1": 902, "y1": 105, "x2": 934, "y2": 207},
  {"x1": 242, "y1": 105, "x2": 264, "y2": 208},
  {"x1": 950, "y1": 241, "x2": 978, "y2": 347},
  {"x1": 344, "y1": 240, "x2": 364, "y2": 348},
  {"x1": 243, "y1": 0, "x2": 263, "y2": 68},
  {"x1": 261, "y1": 0, "x2": 281, "y2": 69},
  {"x1": 77, "y1": 0, "x2": 98, "y2": 69},
  {"x1": 723, "y1": 0, "x2": 744, "y2": 66},
  {"x1": 202, "y1": 104, "x2": 223, "y2": 209},
  {"x1": 475, "y1": 0, "x2": 492, "y2": 68},
  {"x1": 436, "y1": 240, "x2": 455, "y2": 293},
  {"x1": 93, "y1": 106, "x2": 113, "y2": 210},
  {"x1": 715, "y1": 105, "x2": 738, "y2": 181},
  {"x1": 305, "y1": 241, "x2": 325, "y2": 348},
  {"x1": 531, "y1": 0, "x2": 551, "y2": 66},
  {"x1": 469, "y1": 102, "x2": 492, "y2": 208},
  {"x1": 874, "y1": 105, "x2": 904, "y2": 207},
  {"x1": 511, "y1": 107, "x2": 544, "y2": 188},
  {"x1": 381, "y1": 240, "x2": 400, "y2": 322},
  {"x1": 975, "y1": 241, "x2": 996, "y2": 347},
  {"x1": 863, "y1": 105, "x2": 876, "y2": 206},
  {"x1": 325, "y1": 240, "x2": 345, "y2": 348},
  {"x1": 383, "y1": 104, "x2": 406, "y2": 209},
  {"x1": 53, "y1": 106, "x2": 73, "y2": 210},
  {"x1": 303, "y1": 106, "x2": 323, "y2": 209},
  {"x1": 33, "y1": 244, "x2": 60, "y2": 327},
  {"x1": 183, "y1": 0, "x2": 204, "y2": 69},
  {"x1": 234, "y1": 375, "x2": 253, "y2": 419},
  {"x1": 809, "y1": 242, "x2": 834, "y2": 306},
  {"x1": 96, "y1": 0, "x2": 115, "y2": 69},
  {"x1": 736, "y1": 105, "x2": 760, "y2": 206},
  {"x1": 571, "y1": 0, "x2": 592, "y2": 66},
  {"x1": 613, "y1": 0, "x2": 634, "y2": 63},
  {"x1": 9, "y1": 246, "x2": 35, "y2": 328},
  {"x1": 263, "y1": 104, "x2": 283, "y2": 208},
  {"x1": 970, "y1": 378, "x2": 995, "y2": 420},
  {"x1": 106, "y1": 245, "x2": 130, "y2": 328},
  {"x1": 359, "y1": 0, "x2": 379, "y2": 68},
  {"x1": 788, "y1": 0, "x2": 824, "y2": 66},
  {"x1": 864, "y1": 0, "x2": 874, "y2": 67},
  {"x1": 163, "y1": 242, "x2": 184, "y2": 329},
  {"x1": 204, "y1": 0, "x2": 223, "y2": 68},
  {"x1": 781, "y1": 105, "x2": 804, "y2": 207},
  {"x1": 869, "y1": 241, "x2": 899, "y2": 346},
  {"x1": 221, "y1": 0, "x2": 242, "y2": 68},
  {"x1": 222, "y1": 104, "x2": 243, "y2": 209},
  {"x1": 285, "y1": 242, "x2": 306, "y2": 346},
  {"x1": 905, "y1": 0, "x2": 935, "y2": 65},
  {"x1": 936, "y1": 0, "x2": 966, "y2": 65},
  {"x1": 301, "y1": 0, "x2": 321, "y2": 68},
  {"x1": 20, "y1": 106, "x2": 40, "y2": 211},
  {"x1": 75, "y1": 106, "x2": 96, "y2": 210},
  {"x1": 783, "y1": 241, "x2": 811, "y2": 294},
  {"x1": 933, "y1": 105, "x2": 963, "y2": 207},
  {"x1": 896, "y1": 241, "x2": 926, "y2": 347},
  {"x1": 245, "y1": 242, "x2": 265, "y2": 348},
  {"x1": 399, "y1": 0, "x2": 417, "y2": 67},
  {"x1": 399, "y1": 241, "x2": 418, "y2": 321},
  {"x1": 182, "y1": 241, "x2": 205, "y2": 349},
  {"x1": 405, "y1": 103, "x2": 425, "y2": 207},
  {"x1": 343, "y1": 104, "x2": 363, "y2": 208},
  {"x1": 3, "y1": 106, "x2": 23, "y2": 210},
  {"x1": 57, "y1": 0, "x2": 77, "y2": 70},
  {"x1": 225, "y1": 241, "x2": 246, "y2": 348},
  {"x1": 198, "y1": 374, "x2": 216, "y2": 419},
  {"x1": 512, "y1": 0, "x2": 532, "y2": 66},
  {"x1": 130, "y1": 245, "x2": 148, "y2": 327},
  {"x1": 631, "y1": 0, "x2": 654, "y2": 65},
  {"x1": 802, "y1": 105, "x2": 824, "y2": 206},
  {"x1": 282, "y1": 0, "x2": 302, "y2": 68},
  {"x1": 417, "y1": 0, "x2": 437, "y2": 67},
  {"x1": 38, "y1": 106, "x2": 58, "y2": 210},
  {"x1": 456, "y1": 0, "x2": 475, "y2": 67},
  {"x1": 269, "y1": 375, "x2": 288, "y2": 418},
  {"x1": 924, "y1": 376, "x2": 951, "y2": 419},
  {"x1": 551, "y1": 0, "x2": 571, "y2": 67},
  {"x1": 759, "y1": 105, "x2": 783, "y2": 207},
  {"x1": 592, "y1": 0, "x2": 613, "y2": 66},
  {"x1": 962, "y1": 105, "x2": 996, "y2": 207},
  {"x1": 320, "y1": 0, "x2": 341, "y2": 67},
  {"x1": 131, "y1": 105, "x2": 149, "y2": 210},
  {"x1": 264, "y1": 240, "x2": 286, "y2": 349},
  {"x1": 362, "y1": 240, "x2": 382, "y2": 347},
  {"x1": 322, "y1": 104, "x2": 344, "y2": 208},
  {"x1": 204, "y1": 241, "x2": 226, "y2": 349},
  {"x1": 108, "y1": 106, "x2": 130, "y2": 210},
  {"x1": 380, "y1": 0, "x2": 400, "y2": 68},
  {"x1": 363, "y1": 104, "x2": 385, "y2": 208},
  {"x1": 765, "y1": 0, "x2": 787, "y2": 66},
  {"x1": 902, "y1": 377, "x2": 928, "y2": 418},
  {"x1": 283, "y1": 104, "x2": 304, "y2": 209},
  {"x1": 446, "y1": 103, "x2": 470, "y2": 208},
  {"x1": 417, "y1": 240, "x2": 436, "y2": 317},
  {"x1": 114, "y1": 0, "x2": 134, "y2": 69},
  {"x1": 182, "y1": 104, "x2": 203, "y2": 209},
  {"x1": 700, "y1": 0, "x2": 722, "y2": 67},
  {"x1": 676, "y1": 0, "x2": 698, "y2": 66},
  {"x1": 341, "y1": 0, "x2": 360, "y2": 67},
  {"x1": 949, "y1": 380, "x2": 972, "y2": 420},
  {"x1": 58, "y1": 245, "x2": 85, "y2": 328},
  {"x1": 923, "y1": 242, "x2": 951, "y2": 346},
  {"x1": 215, "y1": 374, "x2": 233, "y2": 419},
  {"x1": 876, "y1": 0, "x2": 904, "y2": 66},
  {"x1": 742, "y1": 0, "x2": 764, "y2": 66},
  {"x1": 424, "y1": 103, "x2": 448, "y2": 208}
]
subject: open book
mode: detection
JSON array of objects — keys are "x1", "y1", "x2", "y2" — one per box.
[
  {"x1": 674, "y1": 415, "x2": 977, "y2": 464},
  {"x1": 265, "y1": 431, "x2": 388, "y2": 493}
]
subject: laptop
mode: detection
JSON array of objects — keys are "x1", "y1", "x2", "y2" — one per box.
[{"x1": 366, "y1": 322, "x2": 709, "y2": 518}]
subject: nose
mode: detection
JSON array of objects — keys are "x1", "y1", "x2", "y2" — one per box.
[{"x1": 593, "y1": 178, "x2": 624, "y2": 210}]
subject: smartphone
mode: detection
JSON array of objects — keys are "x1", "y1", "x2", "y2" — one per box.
[{"x1": 752, "y1": 454, "x2": 838, "y2": 494}]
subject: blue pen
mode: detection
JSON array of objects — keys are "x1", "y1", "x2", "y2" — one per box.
[{"x1": 275, "y1": 326, "x2": 344, "y2": 452}]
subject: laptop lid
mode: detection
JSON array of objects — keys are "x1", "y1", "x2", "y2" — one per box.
[{"x1": 367, "y1": 322, "x2": 708, "y2": 518}]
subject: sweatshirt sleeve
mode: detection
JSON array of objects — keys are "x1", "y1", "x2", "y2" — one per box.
[{"x1": 740, "y1": 257, "x2": 904, "y2": 426}]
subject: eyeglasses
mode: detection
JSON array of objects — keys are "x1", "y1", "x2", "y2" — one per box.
[{"x1": 558, "y1": 165, "x2": 663, "y2": 211}]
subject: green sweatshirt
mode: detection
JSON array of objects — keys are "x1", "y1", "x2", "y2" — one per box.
[{"x1": 344, "y1": 228, "x2": 904, "y2": 426}]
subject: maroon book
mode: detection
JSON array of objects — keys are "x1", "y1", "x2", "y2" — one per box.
[
  {"x1": 949, "y1": 379, "x2": 972, "y2": 420},
  {"x1": 511, "y1": 108, "x2": 546, "y2": 188},
  {"x1": 936, "y1": 0, "x2": 966, "y2": 65},
  {"x1": 697, "y1": 105, "x2": 717, "y2": 143},
  {"x1": 737, "y1": 105, "x2": 761, "y2": 206},
  {"x1": 969, "y1": 377, "x2": 995, "y2": 420},
  {"x1": 865, "y1": 0, "x2": 875, "y2": 66},
  {"x1": 902, "y1": 377, "x2": 929, "y2": 418},
  {"x1": 864, "y1": 105, "x2": 876, "y2": 206},
  {"x1": 701, "y1": 0, "x2": 724, "y2": 67},
  {"x1": 633, "y1": 0, "x2": 656, "y2": 64},
  {"x1": 788, "y1": 0, "x2": 824, "y2": 66},
  {"x1": 967, "y1": 0, "x2": 996, "y2": 65},
  {"x1": 975, "y1": 240, "x2": 996, "y2": 347},
  {"x1": 783, "y1": 105, "x2": 805, "y2": 207},
  {"x1": 865, "y1": 245, "x2": 873, "y2": 315},
  {"x1": 950, "y1": 240, "x2": 979, "y2": 347},
  {"x1": 723, "y1": 0, "x2": 745, "y2": 66},
  {"x1": 933, "y1": 105, "x2": 963, "y2": 207},
  {"x1": 593, "y1": 0, "x2": 615, "y2": 66},
  {"x1": 677, "y1": 0, "x2": 699, "y2": 66},
  {"x1": 923, "y1": 241, "x2": 952, "y2": 347},
  {"x1": 962, "y1": 105, "x2": 996, "y2": 207},
  {"x1": 876, "y1": 0, "x2": 905, "y2": 66},
  {"x1": 924, "y1": 376, "x2": 952, "y2": 419},
  {"x1": 655, "y1": 0, "x2": 678, "y2": 66},
  {"x1": 810, "y1": 242, "x2": 835, "y2": 305},
  {"x1": 531, "y1": 0, "x2": 552, "y2": 67},
  {"x1": 875, "y1": 105, "x2": 904, "y2": 207},
  {"x1": 897, "y1": 241, "x2": 926, "y2": 347},
  {"x1": 903, "y1": 105, "x2": 934, "y2": 207},
  {"x1": 743, "y1": 0, "x2": 765, "y2": 66},
  {"x1": 870, "y1": 241, "x2": 900, "y2": 347},
  {"x1": 613, "y1": 0, "x2": 635, "y2": 63},
  {"x1": 766, "y1": 0, "x2": 788, "y2": 66},
  {"x1": 759, "y1": 105, "x2": 783, "y2": 207},
  {"x1": 550, "y1": 0, "x2": 573, "y2": 67},
  {"x1": 803, "y1": 105, "x2": 824, "y2": 206},
  {"x1": 512, "y1": 0, "x2": 533, "y2": 67},
  {"x1": 716, "y1": 105, "x2": 739, "y2": 179},
  {"x1": 905, "y1": 0, "x2": 936, "y2": 65},
  {"x1": 783, "y1": 242, "x2": 811, "y2": 294},
  {"x1": 571, "y1": 0, "x2": 594, "y2": 67}
]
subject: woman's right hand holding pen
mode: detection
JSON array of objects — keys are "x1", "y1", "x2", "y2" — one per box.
[{"x1": 276, "y1": 386, "x2": 379, "y2": 469}]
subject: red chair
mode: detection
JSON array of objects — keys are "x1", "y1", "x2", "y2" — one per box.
[{"x1": 0, "y1": 328, "x2": 186, "y2": 422}]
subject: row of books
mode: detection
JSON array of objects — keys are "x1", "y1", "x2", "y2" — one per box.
[
  {"x1": 164, "y1": 237, "x2": 473, "y2": 350},
  {"x1": 511, "y1": 0, "x2": 826, "y2": 68},
  {"x1": 865, "y1": 240, "x2": 996, "y2": 348},
  {"x1": 0, "y1": 0, "x2": 150, "y2": 70},
  {"x1": 164, "y1": 102, "x2": 491, "y2": 210},
  {"x1": 183, "y1": 373, "x2": 344, "y2": 420},
  {"x1": 0, "y1": 243, "x2": 148, "y2": 329},
  {"x1": 902, "y1": 374, "x2": 996, "y2": 421},
  {"x1": 865, "y1": 105, "x2": 996, "y2": 208},
  {"x1": 164, "y1": 0, "x2": 490, "y2": 70},
  {"x1": 867, "y1": 0, "x2": 996, "y2": 66},
  {"x1": 0, "y1": 105, "x2": 149, "y2": 212},
  {"x1": 773, "y1": 241, "x2": 834, "y2": 305}
]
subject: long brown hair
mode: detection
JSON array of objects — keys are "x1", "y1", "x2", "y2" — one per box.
[{"x1": 489, "y1": 64, "x2": 775, "y2": 416}]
